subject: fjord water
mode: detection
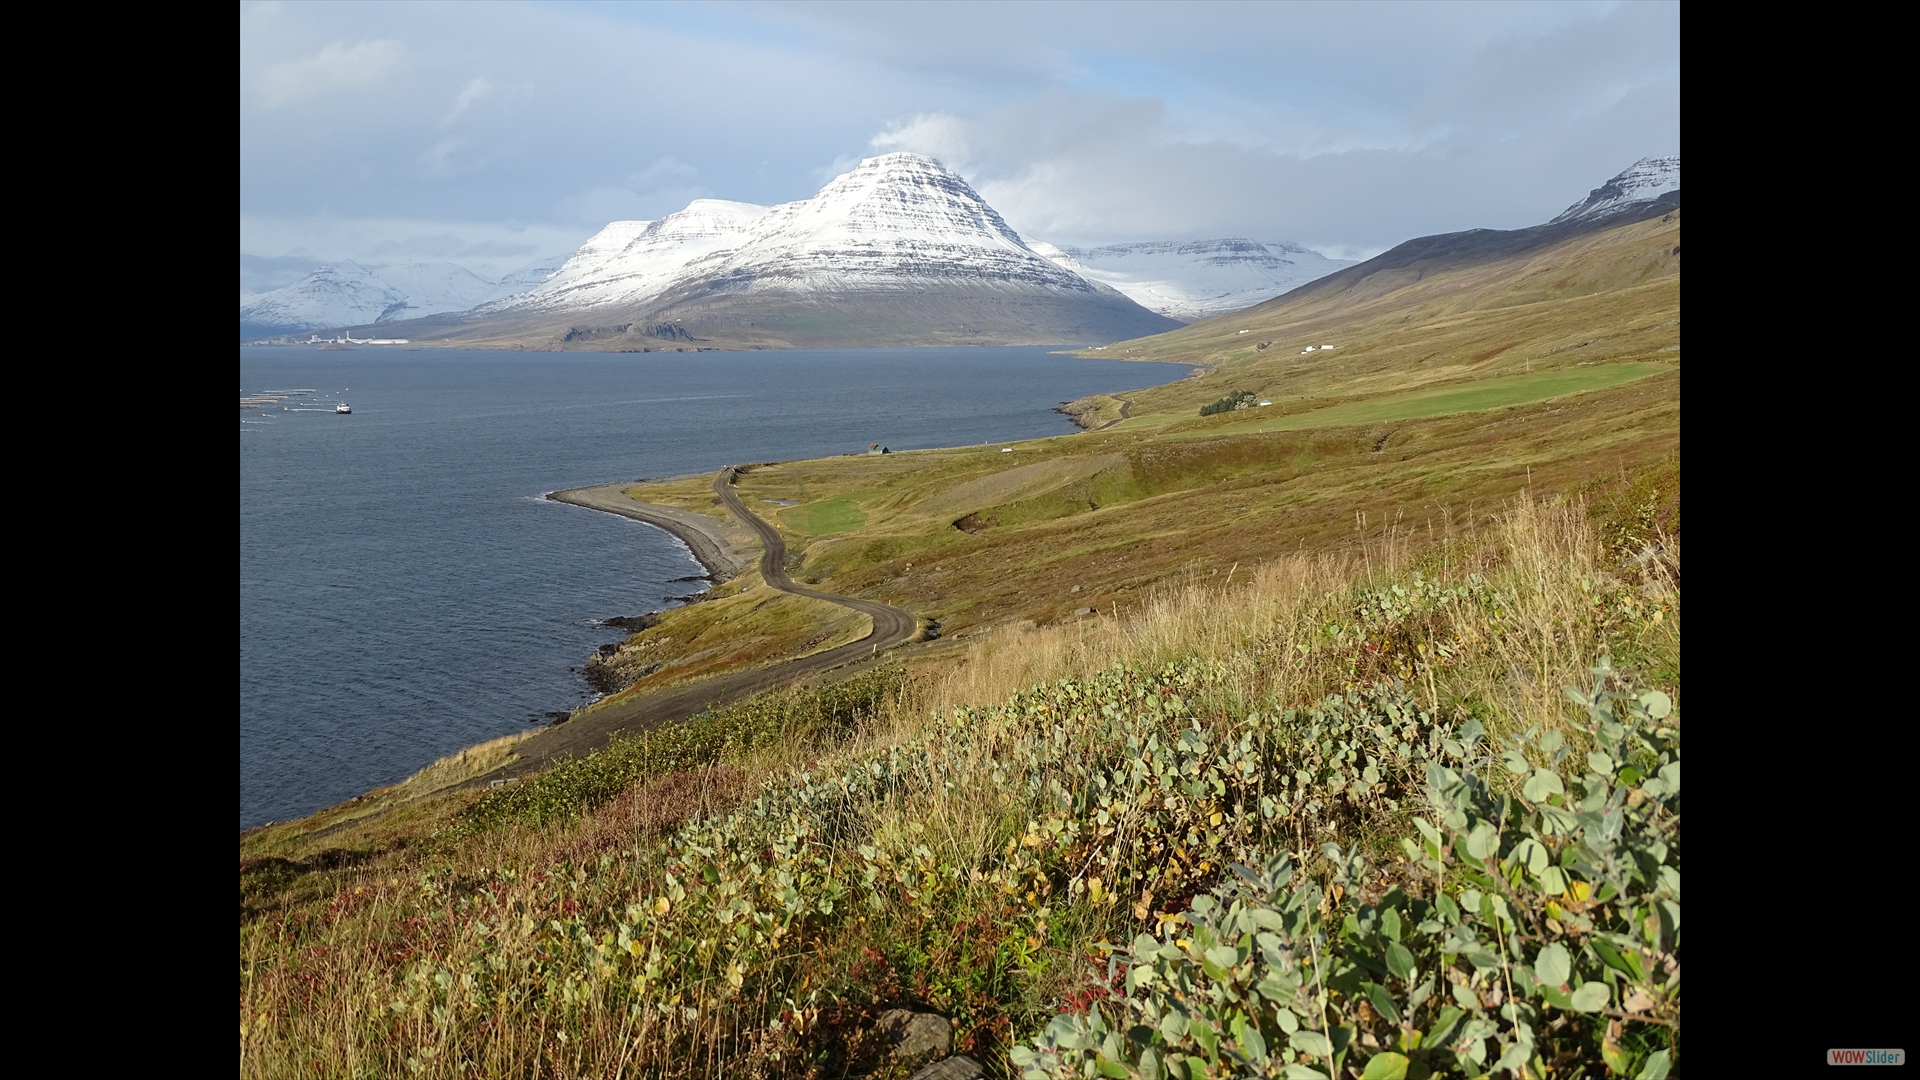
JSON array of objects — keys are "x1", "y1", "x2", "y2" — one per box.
[{"x1": 240, "y1": 346, "x2": 1184, "y2": 828}]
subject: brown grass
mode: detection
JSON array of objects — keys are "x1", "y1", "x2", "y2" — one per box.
[{"x1": 240, "y1": 493, "x2": 1678, "y2": 1079}]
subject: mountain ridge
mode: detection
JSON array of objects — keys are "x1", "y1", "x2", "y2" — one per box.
[{"x1": 365, "y1": 154, "x2": 1183, "y2": 349}]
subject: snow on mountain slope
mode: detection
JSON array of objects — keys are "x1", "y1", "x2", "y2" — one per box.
[
  {"x1": 365, "y1": 262, "x2": 497, "y2": 320},
  {"x1": 240, "y1": 261, "x2": 500, "y2": 333},
  {"x1": 675, "y1": 154, "x2": 1095, "y2": 294},
  {"x1": 240, "y1": 262, "x2": 413, "y2": 333},
  {"x1": 473, "y1": 253, "x2": 571, "y2": 307},
  {"x1": 1550, "y1": 156, "x2": 1680, "y2": 225},
  {"x1": 489, "y1": 155, "x2": 1108, "y2": 320},
  {"x1": 1025, "y1": 238, "x2": 1355, "y2": 322},
  {"x1": 487, "y1": 202, "x2": 768, "y2": 313}
]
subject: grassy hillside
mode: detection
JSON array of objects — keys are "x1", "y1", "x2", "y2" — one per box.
[
  {"x1": 242, "y1": 206, "x2": 1680, "y2": 1077},
  {"x1": 240, "y1": 497, "x2": 1679, "y2": 1078}
]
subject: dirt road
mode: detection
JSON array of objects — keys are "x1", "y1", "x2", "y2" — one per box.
[{"x1": 489, "y1": 467, "x2": 918, "y2": 777}]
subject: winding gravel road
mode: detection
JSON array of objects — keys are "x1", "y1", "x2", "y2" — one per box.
[{"x1": 490, "y1": 466, "x2": 918, "y2": 776}]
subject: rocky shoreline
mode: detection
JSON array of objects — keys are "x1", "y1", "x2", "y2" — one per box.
[{"x1": 548, "y1": 482, "x2": 759, "y2": 706}]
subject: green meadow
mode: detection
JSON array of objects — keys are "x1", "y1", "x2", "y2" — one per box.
[{"x1": 1175, "y1": 361, "x2": 1670, "y2": 438}]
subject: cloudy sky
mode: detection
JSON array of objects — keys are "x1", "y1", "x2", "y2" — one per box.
[{"x1": 239, "y1": 1, "x2": 1679, "y2": 294}]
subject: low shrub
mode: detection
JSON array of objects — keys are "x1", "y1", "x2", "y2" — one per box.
[
  {"x1": 450, "y1": 667, "x2": 902, "y2": 835},
  {"x1": 1012, "y1": 658, "x2": 1678, "y2": 1079}
]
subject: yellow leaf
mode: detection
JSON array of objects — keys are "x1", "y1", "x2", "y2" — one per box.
[
  {"x1": 1209, "y1": 811, "x2": 1224, "y2": 827},
  {"x1": 1570, "y1": 881, "x2": 1591, "y2": 903}
]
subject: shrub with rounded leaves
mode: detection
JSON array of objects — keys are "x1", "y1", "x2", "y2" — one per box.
[{"x1": 1012, "y1": 658, "x2": 1677, "y2": 1080}]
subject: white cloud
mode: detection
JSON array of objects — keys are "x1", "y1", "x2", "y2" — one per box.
[
  {"x1": 258, "y1": 39, "x2": 404, "y2": 110},
  {"x1": 442, "y1": 77, "x2": 491, "y2": 127},
  {"x1": 239, "y1": 3, "x2": 1676, "y2": 279}
]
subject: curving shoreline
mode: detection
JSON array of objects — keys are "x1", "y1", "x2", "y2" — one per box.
[
  {"x1": 477, "y1": 469, "x2": 919, "y2": 779},
  {"x1": 547, "y1": 483, "x2": 752, "y2": 582}
]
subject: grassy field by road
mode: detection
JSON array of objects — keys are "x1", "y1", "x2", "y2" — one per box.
[
  {"x1": 780, "y1": 494, "x2": 868, "y2": 534},
  {"x1": 1171, "y1": 360, "x2": 1670, "y2": 438}
]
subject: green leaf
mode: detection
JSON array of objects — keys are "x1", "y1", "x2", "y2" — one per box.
[
  {"x1": 1205, "y1": 945, "x2": 1240, "y2": 972},
  {"x1": 1492, "y1": 1040, "x2": 1531, "y2": 1072},
  {"x1": 1637, "y1": 1049, "x2": 1672, "y2": 1080},
  {"x1": 1360, "y1": 1052, "x2": 1410, "y2": 1080},
  {"x1": 1523, "y1": 769, "x2": 1564, "y2": 802},
  {"x1": 1257, "y1": 973, "x2": 1298, "y2": 1004},
  {"x1": 1513, "y1": 838, "x2": 1549, "y2": 876},
  {"x1": 1466, "y1": 823, "x2": 1499, "y2": 859},
  {"x1": 1284, "y1": 1066, "x2": 1330, "y2": 1080},
  {"x1": 1385, "y1": 942, "x2": 1416, "y2": 981},
  {"x1": 1095, "y1": 1055, "x2": 1131, "y2": 1079},
  {"x1": 1589, "y1": 937, "x2": 1631, "y2": 976},
  {"x1": 1414, "y1": 818, "x2": 1444, "y2": 847},
  {"x1": 1639, "y1": 690, "x2": 1672, "y2": 719},
  {"x1": 1535, "y1": 943, "x2": 1571, "y2": 988},
  {"x1": 1249, "y1": 908, "x2": 1286, "y2": 931},
  {"x1": 1363, "y1": 982, "x2": 1402, "y2": 1025},
  {"x1": 1289, "y1": 1029, "x2": 1332, "y2": 1058},
  {"x1": 1586, "y1": 751, "x2": 1615, "y2": 775},
  {"x1": 1571, "y1": 982, "x2": 1610, "y2": 1012},
  {"x1": 1657, "y1": 762, "x2": 1680, "y2": 795},
  {"x1": 1539, "y1": 866, "x2": 1568, "y2": 895},
  {"x1": 1427, "y1": 1006, "x2": 1465, "y2": 1046},
  {"x1": 1191, "y1": 1018, "x2": 1219, "y2": 1058},
  {"x1": 1241, "y1": 1024, "x2": 1268, "y2": 1062}
]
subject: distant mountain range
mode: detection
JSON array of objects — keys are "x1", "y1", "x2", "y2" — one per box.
[
  {"x1": 239, "y1": 154, "x2": 1678, "y2": 347},
  {"x1": 1176, "y1": 156, "x2": 1680, "y2": 338},
  {"x1": 1025, "y1": 239, "x2": 1354, "y2": 323}
]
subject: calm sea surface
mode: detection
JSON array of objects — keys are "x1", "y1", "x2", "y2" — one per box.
[{"x1": 239, "y1": 346, "x2": 1185, "y2": 828}]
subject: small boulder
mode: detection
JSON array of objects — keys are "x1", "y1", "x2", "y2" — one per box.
[{"x1": 876, "y1": 1010, "x2": 952, "y2": 1067}]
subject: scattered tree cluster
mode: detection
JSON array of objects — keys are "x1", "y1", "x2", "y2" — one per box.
[{"x1": 1200, "y1": 391, "x2": 1260, "y2": 417}]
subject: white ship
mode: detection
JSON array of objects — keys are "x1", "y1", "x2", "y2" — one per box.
[{"x1": 335, "y1": 403, "x2": 352, "y2": 414}]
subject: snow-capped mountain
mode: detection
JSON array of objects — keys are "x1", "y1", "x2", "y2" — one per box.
[
  {"x1": 666, "y1": 155, "x2": 1096, "y2": 294},
  {"x1": 240, "y1": 262, "x2": 413, "y2": 334},
  {"x1": 360, "y1": 262, "x2": 496, "y2": 321},
  {"x1": 480, "y1": 201, "x2": 767, "y2": 315},
  {"x1": 445, "y1": 153, "x2": 1179, "y2": 348},
  {"x1": 241, "y1": 260, "x2": 500, "y2": 335},
  {"x1": 1550, "y1": 157, "x2": 1680, "y2": 225},
  {"x1": 472, "y1": 252, "x2": 573, "y2": 308},
  {"x1": 1024, "y1": 238, "x2": 1355, "y2": 323}
]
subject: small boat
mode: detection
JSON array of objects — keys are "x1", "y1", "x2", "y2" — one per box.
[{"x1": 335, "y1": 403, "x2": 352, "y2": 414}]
